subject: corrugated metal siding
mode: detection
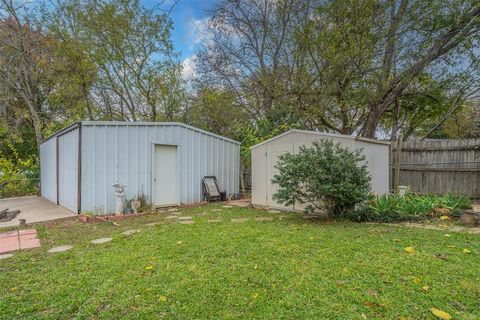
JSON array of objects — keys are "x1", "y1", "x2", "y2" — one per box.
[
  {"x1": 40, "y1": 138, "x2": 57, "y2": 203},
  {"x1": 58, "y1": 128, "x2": 79, "y2": 212},
  {"x1": 81, "y1": 123, "x2": 240, "y2": 214}
]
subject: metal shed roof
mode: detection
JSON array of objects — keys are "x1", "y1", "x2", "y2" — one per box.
[
  {"x1": 250, "y1": 129, "x2": 390, "y2": 150},
  {"x1": 41, "y1": 121, "x2": 240, "y2": 145}
]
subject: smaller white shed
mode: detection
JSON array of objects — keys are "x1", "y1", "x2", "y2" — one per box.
[{"x1": 251, "y1": 129, "x2": 390, "y2": 211}]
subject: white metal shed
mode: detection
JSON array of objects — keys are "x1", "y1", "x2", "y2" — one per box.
[
  {"x1": 40, "y1": 121, "x2": 240, "y2": 214},
  {"x1": 250, "y1": 129, "x2": 390, "y2": 211}
]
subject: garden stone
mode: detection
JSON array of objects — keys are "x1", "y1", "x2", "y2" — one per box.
[
  {"x1": 179, "y1": 220, "x2": 194, "y2": 224},
  {"x1": 122, "y1": 229, "x2": 141, "y2": 236},
  {"x1": 178, "y1": 216, "x2": 193, "y2": 220},
  {"x1": 165, "y1": 215, "x2": 178, "y2": 220},
  {"x1": 91, "y1": 238, "x2": 112, "y2": 244},
  {"x1": 207, "y1": 219, "x2": 222, "y2": 223},
  {"x1": 231, "y1": 218, "x2": 249, "y2": 223},
  {"x1": 222, "y1": 205, "x2": 233, "y2": 208},
  {"x1": 0, "y1": 253, "x2": 13, "y2": 259},
  {"x1": 210, "y1": 209, "x2": 223, "y2": 212},
  {"x1": 144, "y1": 222, "x2": 159, "y2": 226},
  {"x1": 267, "y1": 209, "x2": 282, "y2": 214},
  {"x1": 460, "y1": 211, "x2": 480, "y2": 227},
  {"x1": 167, "y1": 208, "x2": 178, "y2": 212},
  {"x1": 48, "y1": 245, "x2": 73, "y2": 253},
  {"x1": 254, "y1": 217, "x2": 273, "y2": 221}
]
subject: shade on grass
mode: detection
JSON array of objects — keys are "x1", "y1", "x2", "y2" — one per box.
[{"x1": 0, "y1": 205, "x2": 479, "y2": 319}]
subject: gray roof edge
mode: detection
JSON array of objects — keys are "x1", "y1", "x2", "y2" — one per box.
[
  {"x1": 42, "y1": 121, "x2": 240, "y2": 145},
  {"x1": 40, "y1": 122, "x2": 81, "y2": 145},
  {"x1": 250, "y1": 129, "x2": 389, "y2": 150}
]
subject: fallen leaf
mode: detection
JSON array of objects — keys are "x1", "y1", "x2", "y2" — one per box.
[
  {"x1": 422, "y1": 285, "x2": 429, "y2": 292},
  {"x1": 393, "y1": 238, "x2": 402, "y2": 242},
  {"x1": 367, "y1": 289, "x2": 379, "y2": 298},
  {"x1": 462, "y1": 248, "x2": 472, "y2": 254},
  {"x1": 443, "y1": 234, "x2": 451, "y2": 237},
  {"x1": 452, "y1": 300, "x2": 467, "y2": 311},
  {"x1": 435, "y1": 253, "x2": 448, "y2": 260},
  {"x1": 439, "y1": 215, "x2": 451, "y2": 221},
  {"x1": 252, "y1": 292, "x2": 259, "y2": 299},
  {"x1": 159, "y1": 295, "x2": 167, "y2": 302},
  {"x1": 447, "y1": 245, "x2": 456, "y2": 248},
  {"x1": 361, "y1": 313, "x2": 367, "y2": 319},
  {"x1": 412, "y1": 276, "x2": 421, "y2": 284},
  {"x1": 145, "y1": 265, "x2": 154, "y2": 270},
  {"x1": 429, "y1": 308, "x2": 452, "y2": 320},
  {"x1": 404, "y1": 246, "x2": 415, "y2": 253},
  {"x1": 177, "y1": 241, "x2": 183, "y2": 244}
]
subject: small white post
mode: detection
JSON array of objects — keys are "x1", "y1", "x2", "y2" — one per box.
[{"x1": 113, "y1": 183, "x2": 126, "y2": 215}]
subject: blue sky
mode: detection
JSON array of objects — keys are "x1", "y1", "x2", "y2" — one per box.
[{"x1": 144, "y1": 0, "x2": 216, "y2": 62}]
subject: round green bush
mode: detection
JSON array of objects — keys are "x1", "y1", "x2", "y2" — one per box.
[{"x1": 272, "y1": 139, "x2": 371, "y2": 216}]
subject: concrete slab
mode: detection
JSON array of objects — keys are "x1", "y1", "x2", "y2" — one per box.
[
  {"x1": 47, "y1": 245, "x2": 73, "y2": 253},
  {"x1": 0, "y1": 253, "x2": 14, "y2": 259},
  {"x1": 179, "y1": 220, "x2": 194, "y2": 224},
  {"x1": 91, "y1": 238, "x2": 112, "y2": 244},
  {"x1": 231, "y1": 218, "x2": 249, "y2": 223},
  {"x1": 122, "y1": 229, "x2": 141, "y2": 236},
  {"x1": 0, "y1": 196, "x2": 75, "y2": 228}
]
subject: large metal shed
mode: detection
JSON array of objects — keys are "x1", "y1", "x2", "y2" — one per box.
[
  {"x1": 40, "y1": 121, "x2": 240, "y2": 214},
  {"x1": 251, "y1": 129, "x2": 390, "y2": 211}
]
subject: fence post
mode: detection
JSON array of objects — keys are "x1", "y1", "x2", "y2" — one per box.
[{"x1": 393, "y1": 135, "x2": 402, "y2": 193}]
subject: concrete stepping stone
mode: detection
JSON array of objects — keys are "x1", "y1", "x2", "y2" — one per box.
[
  {"x1": 91, "y1": 238, "x2": 112, "y2": 244},
  {"x1": 222, "y1": 205, "x2": 233, "y2": 208},
  {"x1": 254, "y1": 217, "x2": 274, "y2": 221},
  {"x1": 0, "y1": 253, "x2": 14, "y2": 259},
  {"x1": 207, "y1": 219, "x2": 222, "y2": 223},
  {"x1": 231, "y1": 218, "x2": 249, "y2": 223},
  {"x1": 200, "y1": 212, "x2": 208, "y2": 216},
  {"x1": 210, "y1": 209, "x2": 223, "y2": 212},
  {"x1": 122, "y1": 229, "x2": 141, "y2": 236},
  {"x1": 179, "y1": 220, "x2": 194, "y2": 224},
  {"x1": 165, "y1": 215, "x2": 178, "y2": 220},
  {"x1": 48, "y1": 245, "x2": 73, "y2": 253},
  {"x1": 178, "y1": 216, "x2": 193, "y2": 220},
  {"x1": 144, "y1": 222, "x2": 159, "y2": 226},
  {"x1": 167, "y1": 208, "x2": 178, "y2": 212},
  {"x1": 267, "y1": 209, "x2": 282, "y2": 214}
]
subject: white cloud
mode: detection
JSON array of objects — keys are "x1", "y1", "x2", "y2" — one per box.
[
  {"x1": 182, "y1": 55, "x2": 197, "y2": 80},
  {"x1": 188, "y1": 18, "x2": 210, "y2": 50}
]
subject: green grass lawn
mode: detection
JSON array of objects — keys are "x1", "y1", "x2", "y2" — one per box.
[{"x1": 1, "y1": 204, "x2": 479, "y2": 319}]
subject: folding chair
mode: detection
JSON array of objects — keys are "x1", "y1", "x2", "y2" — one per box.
[{"x1": 202, "y1": 176, "x2": 224, "y2": 202}]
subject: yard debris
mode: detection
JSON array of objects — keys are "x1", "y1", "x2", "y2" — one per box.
[
  {"x1": 404, "y1": 246, "x2": 415, "y2": 253},
  {"x1": 422, "y1": 285, "x2": 430, "y2": 292},
  {"x1": 434, "y1": 253, "x2": 448, "y2": 260},
  {"x1": 429, "y1": 307, "x2": 452, "y2": 320},
  {"x1": 439, "y1": 215, "x2": 450, "y2": 221},
  {"x1": 462, "y1": 248, "x2": 472, "y2": 254},
  {"x1": 0, "y1": 208, "x2": 20, "y2": 222}
]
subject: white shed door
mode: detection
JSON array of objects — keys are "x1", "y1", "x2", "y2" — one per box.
[
  {"x1": 154, "y1": 145, "x2": 177, "y2": 206},
  {"x1": 267, "y1": 151, "x2": 292, "y2": 209}
]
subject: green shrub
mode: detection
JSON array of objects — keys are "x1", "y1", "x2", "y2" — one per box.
[
  {"x1": 272, "y1": 140, "x2": 371, "y2": 216},
  {"x1": 350, "y1": 193, "x2": 472, "y2": 222}
]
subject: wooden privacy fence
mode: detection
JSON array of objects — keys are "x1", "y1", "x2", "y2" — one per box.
[{"x1": 391, "y1": 138, "x2": 480, "y2": 198}]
